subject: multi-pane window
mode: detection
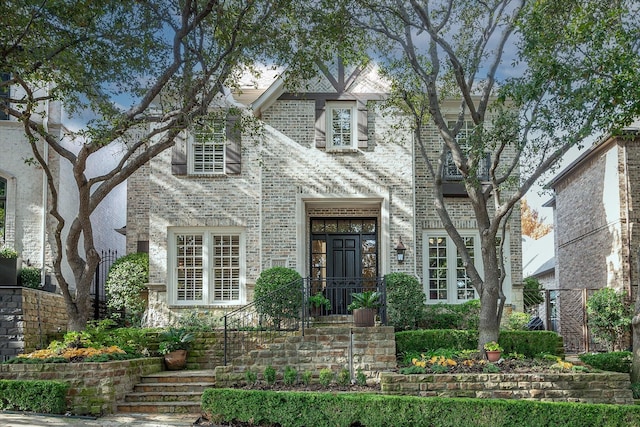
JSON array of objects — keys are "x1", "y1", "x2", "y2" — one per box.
[
  {"x1": 425, "y1": 233, "x2": 479, "y2": 303},
  {"x1": 190, "y1": 120, "x2": 225, "y2": 174},
  {"x1": 0, "y1": 177, "x2": 6, "y2": 241},
  {"x1": 0, "y1": 73, "x2": 10, "y2": 121},
  {"x1": 444, "y1": 120, "x2": 490, "y2": 181},
  {"x1": 172, "y1": 229, "x2": 244, "y2": 305},
  {"x1": 326, "y1": 102, "x2": 357, "y2": 150}
]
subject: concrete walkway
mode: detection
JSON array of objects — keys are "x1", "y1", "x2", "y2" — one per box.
[{"x1": 0, "y1": 412, "x2": 203, "y2": 427}]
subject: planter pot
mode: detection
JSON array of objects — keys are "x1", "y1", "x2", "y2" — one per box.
[
  {"x1": 352, "y1": 308, "x2": 376, "y2": 327},
  {"x1": 164, "y1": 349, "x2": 188, "y2": 370},
  {"x1": 486, "y1": 350, "x2": 502, "y2": 362},
  {"x1": 0, "y1": 258, "x2": 19, "y2": 286}
]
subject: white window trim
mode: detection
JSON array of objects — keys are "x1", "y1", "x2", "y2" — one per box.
[
  {"x1": 325, "y1": 101, "x2": 358, "y2": 152},
  {"x1": 422, "y1": 230, "x2": 485, "y2": 304},
  {"x1": 187, "y1": 121, "x2": 226, "y2": 175},
  {"x1": 168, "y1": 227, "x2": 246, "y2": 306}
]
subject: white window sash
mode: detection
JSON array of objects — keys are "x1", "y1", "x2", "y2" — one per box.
[{"x1": 326, "y1": 101, "x2": 357, "y2": 151}]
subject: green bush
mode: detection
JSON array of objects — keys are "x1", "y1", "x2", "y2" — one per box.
[
  {"x1": 508, "y1": 311, "x2": 531, "y2": 330},
  {"x1": 105, "y1": 252, "x2": 149, "y2": 327},
  {"x1": 82, "y1": 319, "x2": 152, "y2": 356},
  {"x1": 523, "y1": 276, "x2": 544, "y2": 310},
  {"x1": 421, "y1": 299, "x2": 480, "y2": 330},
  {"x1": 202, "y1": 389, "x2": 640, "y2": 427},
  {"x1": 385, "y1": 273, "x2": 425, "y2": 330},
  {"x1": 254, "y1": 267, "x2": 303, "y2": 328},
  {"x1": 578, "y1": 352, "x2": 632, "y2": 373},
  {"x1": 0, "y1": 380, "x2": 68, "y2": 413},
  {"x1": 586, "y1": 288, "x2": 632, "y2": 352},
  {"x1": 395, "y1": 329, "x2": 563, "y2": 358},
  {"x1": 19, "y1": 266, "x2": 41, "y2": 289},
  {"x1": 264, "y1": 365, "x2": 276, "y2": 385}
]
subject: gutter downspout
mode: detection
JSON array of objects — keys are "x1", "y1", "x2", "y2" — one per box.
[
  {"x1": 411, "y1": 129, "x2": 418, "y2": 279},
  {"x1": 623, "y1": 143, "x2": 632, "y2": 297}
]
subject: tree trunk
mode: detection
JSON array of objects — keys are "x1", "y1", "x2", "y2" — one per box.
[{"x1": 631, "y1": 313, "x2": 640, "y2": 383}]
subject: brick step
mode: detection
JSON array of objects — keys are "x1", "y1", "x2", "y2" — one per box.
[
  {"x1": 116, "y1": 401, "x2": 202, "y2": 414},
  {"x1": 134, "y1": 382, "x2": 215, "y2": 393},
  {"x1": 140, "y1": 370, "x2": 216, "y2": 384},
  {"x1": 125, "y1": 391, "x2": 203, "y2": 403}
]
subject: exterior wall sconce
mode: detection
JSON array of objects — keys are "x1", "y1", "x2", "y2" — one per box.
[{"x1": 395, "y1": 237, "x2": 407, "y2": 263}]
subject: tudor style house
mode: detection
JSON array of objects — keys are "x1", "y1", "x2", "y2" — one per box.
[
  {"x1": 543, "y1": 123, "x2": 640, "y2": 351},
  {"x1": 127, "y1": 62, "x2": 523, "y2": 326}
]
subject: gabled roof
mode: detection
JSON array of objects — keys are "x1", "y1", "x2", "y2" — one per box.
[{"x1": 546, "y1": 121, "x2": 640, "y2": 189}]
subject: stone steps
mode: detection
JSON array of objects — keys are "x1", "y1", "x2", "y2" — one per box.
[{"x1": 117, "y1": 370, "x2": 215, "y2": 414}]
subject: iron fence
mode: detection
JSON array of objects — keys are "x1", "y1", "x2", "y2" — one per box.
[
  {"x1": 91, "y1": 249, "x2": 119, "y2": 320},
  {"x1": 523, "y1": 287, "x2": 609, "y2": 354}
]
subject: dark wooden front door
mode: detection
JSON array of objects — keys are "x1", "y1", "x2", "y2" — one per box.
[{"x1": 327, "y1": 235, "x2": 361, "y2": 313}]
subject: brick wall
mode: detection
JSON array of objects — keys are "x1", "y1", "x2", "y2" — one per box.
[
  {"x1": 380, "y1": 371, "x2": 634, "y2": 405},
  {"x1": 0, "y1": 357, "x2": 163, "y2": 415},
  {"x1": 0, "y1": 287, "x2": 67, "y2": 361}
]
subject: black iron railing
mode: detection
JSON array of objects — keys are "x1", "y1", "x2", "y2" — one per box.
[{"x1": 222, "y1": 276, "x2": 386, "y2": 365}]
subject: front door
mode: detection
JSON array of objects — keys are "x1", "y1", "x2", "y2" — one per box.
[{"x1": 310, "y1": 218, "x2": 378, "y2": 314}]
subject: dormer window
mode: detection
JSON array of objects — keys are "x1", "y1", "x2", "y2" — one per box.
[{"x1": 326, "y1": 101, "x2": 357, "y2": 151}]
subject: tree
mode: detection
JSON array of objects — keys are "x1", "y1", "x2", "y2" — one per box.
[
  {"x1": 521, "y1": 199, "x2": 552, "y2": 239},
  {"x1": 587, "y1": 288, "x2": 631, "y2": 352},
  {"x1": 0, "y1": 0, "x2": 332, "y2": 330},
  {"x1": 348, "y1": 0, "x2": 640, "y2": 350}
]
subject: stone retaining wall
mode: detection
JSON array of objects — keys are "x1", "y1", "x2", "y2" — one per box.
[
  {"x1": 0, "y1": 287, "x2": 67, "y2": 361},
  {"x1": 380, "y1": 372, "x2": 635, "y2": 405},
  {"x1": 216, "y1": 326, "x2": 397, "y2": 386},
  {"x1": 0, "y1": 357, "x2": 163, "y2": 415}
]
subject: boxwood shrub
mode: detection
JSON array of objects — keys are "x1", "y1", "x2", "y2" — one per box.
[
  {"x1": 0, "y1": 380, "x2": 68, "y2": 413},
  {"x1": 202, "y1": 389, "x2": 640, "y2": 427},
  {"x1": 396, "y1": 329, "x2": 563, "y2": 358},
  {"x1": 578, "y1": 351, "x2": 632, "y2": 373}
]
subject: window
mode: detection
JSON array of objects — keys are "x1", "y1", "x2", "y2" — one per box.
[
  {"x1": 326, "y1": 102, "x2": 357, "y2": 151},
  {"x1": 444, "y1": 121, "x2": 490, "y2": 181},
  {"x1": 170, "y1": 228, "x2": 245, "y2": 305},
  {"x1": 424, "y1": 232, "x2": 480, "y2": 303},
  {"x1": 0, "y1": 73, "x2": 10, "y2": 121},
  {"x1": 0, "y1": 177, "x2": 5, "y2": 240},
  {"x1": 188, "y1": 119, "x2": 226, "y2": 174}
]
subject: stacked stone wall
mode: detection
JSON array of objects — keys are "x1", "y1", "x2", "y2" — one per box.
[
  {"x1": 380, "y1": 372, "x2": 634, "y2": 405},
  {"x1": 0, "y1": 357, "x2": 163, "y2": 415},
  {"x1": 0, "y1": 287, "x2": 67, "y2": 361}
]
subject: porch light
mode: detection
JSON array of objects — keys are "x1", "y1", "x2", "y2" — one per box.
[{"x1": 395, "y1": 237, "x2": 407, "y2": 263}]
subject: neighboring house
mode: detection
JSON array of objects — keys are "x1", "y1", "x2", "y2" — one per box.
[
  {"x1": 0, "y1": 75, "x2": 125, "y2": 288},
  {"x1": 127, "y1": 61, "x2": 523, "y2": 326},
  {"x1": 522, "y1": 234, "x2": 557, "y2": 331},
  {"x1": 544, "y1": 123, "x2": 640, "y2": 351}
]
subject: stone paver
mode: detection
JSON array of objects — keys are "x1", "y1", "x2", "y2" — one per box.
[{"x1": 0, "y1": 412, "x2": 201, "y2": 427}]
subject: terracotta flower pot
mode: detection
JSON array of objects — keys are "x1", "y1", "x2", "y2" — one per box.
[
  {"x1": 486, "y1": 350, "x2": 502, "y2": 362},
  {"x1": 164, "y1": 349, "x2": 187, "y2": 370}
]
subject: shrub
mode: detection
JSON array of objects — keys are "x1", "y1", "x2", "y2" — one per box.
[
  {"x1": 301, "y1": 371, "x2": 312, "y2": 386},
  {"x1": 508, "y1": 311, "x2": 531, "y2": 330},
  {"x1": 355, "y1": 369, "x2": 367, "y2": 386},
  {"x1": 245, "y1": 369, "x2": 257, "y2": 386},
  {"x1": 19, "y1": 266, "x2": 41, "y2": 289},
  {"x1": 254, "y1": 267, "x2": 303, "y2": 328},
  {"x1": 202, "y1": 389, "x2": 640, "y2": 427},
  {"x1": 385, "y1": 272, "x2": 425, "y2": 330},
  {"x1": 105, "y1": 252, "x2": 149, "y2": 327},
  {"x1": 264, "y1": 365, "x2": 276, "y2": 385},
  {"x1": 318, "y1": 368, "x2": 333, "y2": 387},
  {"x1": 337, "y1": 368, "x2": 350, "y2": 386},
  {"x1": 523, "y1": 276, "x2": 544, "y2": 310},
  {"x1": 578, "y1": 351, "x2": 632, "y2": 373},
  {"x1": 586, "y1": 288, "x2": 631, "y2": 351},
  {"x1": 284, "y1": 366, "x2": 298, "y2": 386},
  {"x1": 421, "y1": 299, "x2": 480, "y2": 330},
  {"x1": 0, "y1": 380, "x2": 68, "y2": 413}
]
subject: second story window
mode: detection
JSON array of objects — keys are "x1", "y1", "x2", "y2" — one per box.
[
  {"x1": 0, "y1": 73, "x2": 10, "y2": 121},
  {"x1": 326, "y1": 101, "x2": 357, "y2": 151},
  {"x1": 189, "y1": 119, "x2": 226, "y2": 174},
  {"x1": 444, "y1": 121, "x2": 490, "y2": 181}
]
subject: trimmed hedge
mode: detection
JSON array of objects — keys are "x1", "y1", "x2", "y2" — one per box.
[
  {"x1": 396, "y1": 329, "x2": 563, "y2": 358},
  {"x1": 579, "y1": 351, "x2": 632, "y2": 373},
  {"x1": 0, "y1": 380, "x2": 68, "y2": 413},
  {"x1": 202, "y1": 389, "x2": 640, "y2": 427}
]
